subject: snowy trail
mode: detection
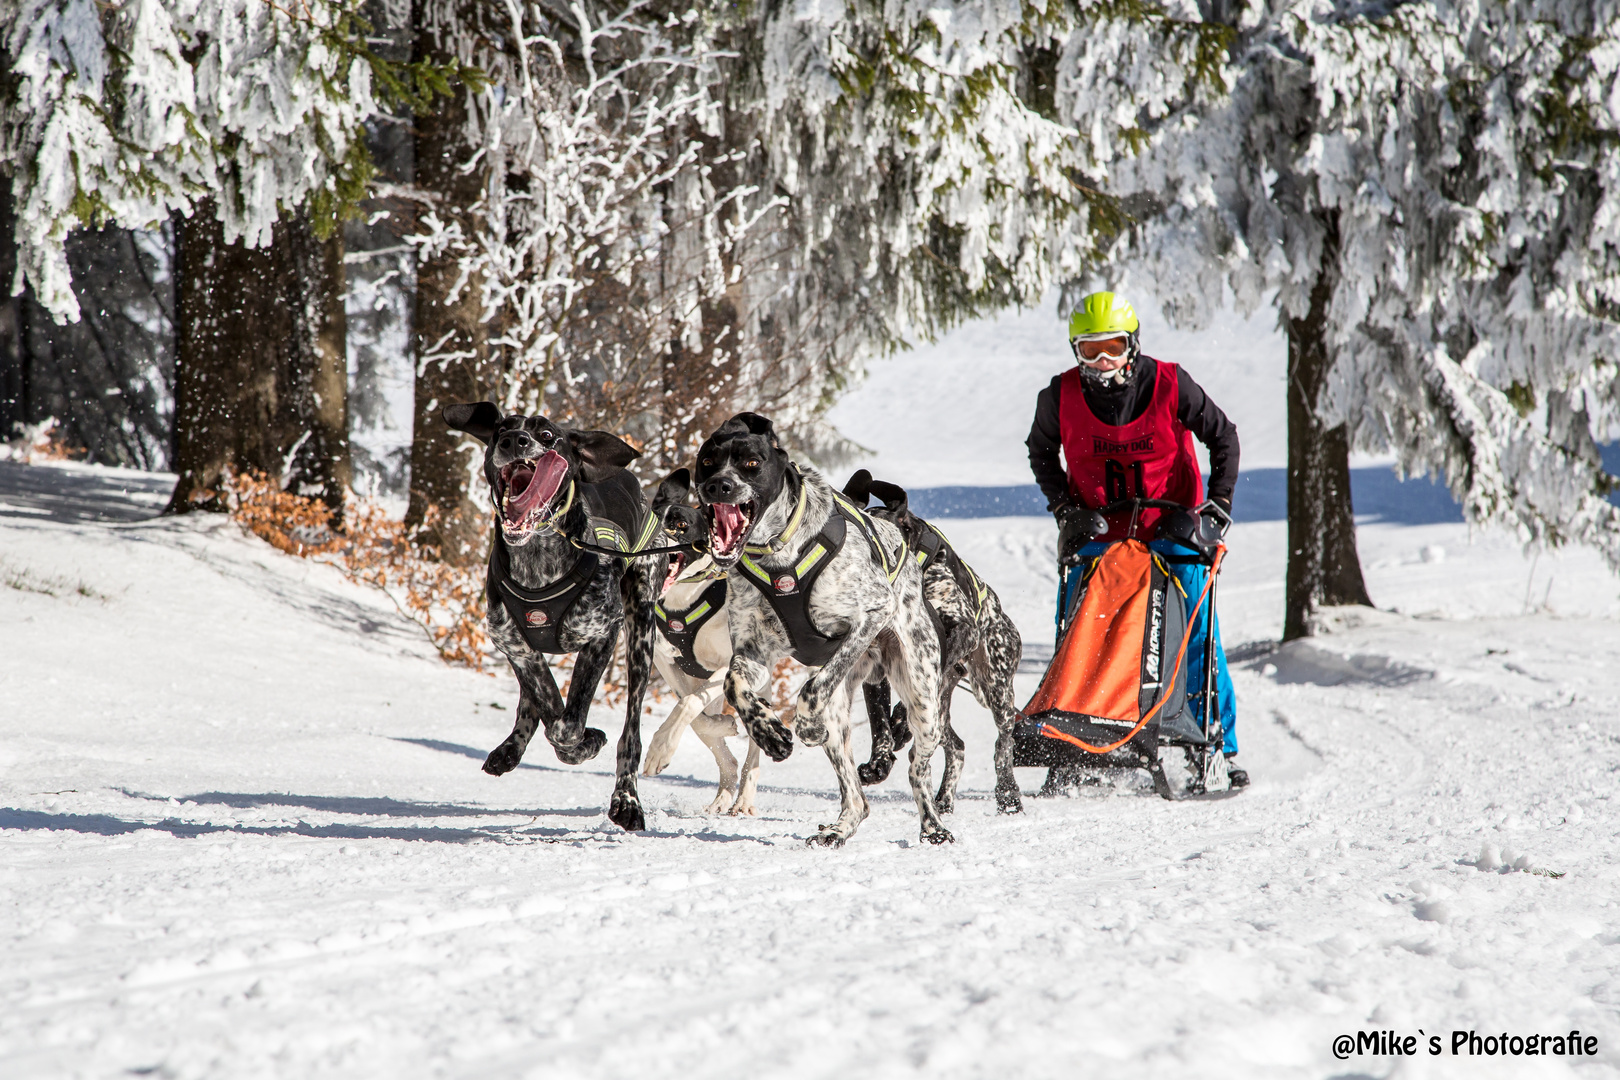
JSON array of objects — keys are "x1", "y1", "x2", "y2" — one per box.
[{"x1": 3, "y1": 461, "x2": 1620, "y2": 1078}]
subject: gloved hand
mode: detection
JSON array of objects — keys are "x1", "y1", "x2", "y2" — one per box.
[
  {"x1": 1055, "y1": 503, "x2": 1109, "y2": 566},
  {"x1": 1197, "y1": 499, "x2": 1233, "y2": 540}
]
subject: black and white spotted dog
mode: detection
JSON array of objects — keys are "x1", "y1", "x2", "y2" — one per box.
[
  {"x1": 843, "y1": 470, "x2": 1026, "y2": 814},
  {"x1": 639, "y1": 469, "x2": 766, "y2": 816},
  {"x1": 443, "y1": 401, "x2": 663, "y2": 832},
  {"x1": 695, "y1": 413, "x2": 951, "y2": 847}
]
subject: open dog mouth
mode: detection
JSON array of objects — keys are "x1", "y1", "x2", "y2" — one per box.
[
  {"x1": 706, "y1": 500, "x2": 755, "y2": 563},
  {"x1": 498, "y1": 450, "x2": 569, "y2": 540},
  {"x1": 661, "y1": 551, "x2": 687, "y2": 594}
]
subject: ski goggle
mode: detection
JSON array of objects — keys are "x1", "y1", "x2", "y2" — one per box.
[{"x1": 1071, "y1": 335, "x2": 1129, "y2": 362}]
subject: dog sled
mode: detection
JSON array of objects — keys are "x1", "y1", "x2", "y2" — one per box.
[{"x1": 1011, "y1": 498, "x2": 1232, "y2": 799}]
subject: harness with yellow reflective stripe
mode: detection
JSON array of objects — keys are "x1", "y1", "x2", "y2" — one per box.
[
  {"x1": 733, "y1": 471, "x2": 907, "y2": 667},
  {"x1": 487, "y1": 469, "x2": 658, "y2": 655},
  {"x1": 654, "y1": 577, "x2": 728, "y2": 679}
]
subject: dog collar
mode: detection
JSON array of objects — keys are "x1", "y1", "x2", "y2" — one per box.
[{"x1": 742, "y1": 468, "x2": 808, "y2": 556}]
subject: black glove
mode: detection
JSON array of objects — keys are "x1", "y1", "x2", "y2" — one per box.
[
  {"x1": 1197, "y1": 499, "x2": 1232, "y2": 540},
  {"x1": 1056, "y1": 503, "x2": 1108, "y2": 566}
]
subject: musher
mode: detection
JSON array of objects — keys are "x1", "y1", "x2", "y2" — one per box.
[{"x1": 1025, "y1": 290, "x2": 1247, "y2": 788}]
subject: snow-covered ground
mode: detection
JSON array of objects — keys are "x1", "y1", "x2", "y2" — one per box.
[{"x1": 4, "y1": 457, "x2": 1619, "y2": 1079}]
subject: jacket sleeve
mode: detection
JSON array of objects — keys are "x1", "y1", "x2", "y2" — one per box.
[
  {"x1": 1026, "y1": 376, "x2": 1074, "y2": 512},
  {"x1": 1176, "y1": 367, "x2": 1240, "y2": 510}
]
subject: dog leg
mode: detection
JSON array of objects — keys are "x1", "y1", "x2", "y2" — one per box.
[
  {"x1": 485, "y1": 655, "x2": 564, "y2": 776},
  {"x1": 889, "y1": 609, "x2": 953, "y2": 845},
  {"x1": 795, "y1": 606, "x2": 890, "y2": 750},
  {"x1": 730, "y1": 736, "x2": 762, "y2": 816},
  {"x1": 543, "y1": 631, "x2": 613, "y2": 765},
  {"x1": 725, "y1": 647, "x2": 794, "y2": 762},
  {"x1": 642, "y1": 681, "x2": 723, "y2": 777},
  {"x1": 808, "y1": 680, "x2": 868, "y2": 847},
  {"x1": 974, "y1": 620, "x2": 1024, "y2": 814},
  {"x1": 934, "y1": 710, "x2": 966, "y2": 815},
  {"x1": 608, "y1": 572, "x2": 657, "y2": 832},
  {"x1": 857, "y1": 681, "x2": 898, "y2": 786},
  {"x1": 690, "y1": 717, "x2": 740, "y2": 813}
]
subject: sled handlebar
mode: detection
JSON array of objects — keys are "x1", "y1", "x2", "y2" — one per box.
[{"x1": 1096, "y1": 497, "x2": 1232, "y2": 538}]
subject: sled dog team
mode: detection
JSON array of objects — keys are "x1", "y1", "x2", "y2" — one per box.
[
  {"x1": 451, "y1": 404, "x2": 1019, "y2": 847},
  {"x1": 447, "y1": 290, "x2": 1244, "y2": 847}
]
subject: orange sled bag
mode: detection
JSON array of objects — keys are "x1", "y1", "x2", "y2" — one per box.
[{"x1": 1015, "y1": 539, "x2": 1204, "y2": 766}]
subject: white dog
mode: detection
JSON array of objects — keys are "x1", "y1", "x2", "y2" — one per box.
[{"x1": 641, "y1": 475, "x2": 766, "y2": 814}]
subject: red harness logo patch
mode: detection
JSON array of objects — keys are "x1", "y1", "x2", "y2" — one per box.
[{"x1": 526, "y1": 610, "x2": 550, "y2": 627}]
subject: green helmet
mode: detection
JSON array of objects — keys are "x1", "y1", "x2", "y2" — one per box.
[{"x1": 1067, "y1": 291, "x2": 1139, "y2": 340}]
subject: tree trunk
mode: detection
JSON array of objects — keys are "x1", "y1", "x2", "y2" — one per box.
[
  {"x1": 167, "y1": 203, "x2": 351, "y2": 514},
  {"x1": 0, "y1": 176, "x2": 30, "y2": 438},
  {"x1": 407, "y1": 10, "x2": 497, "y2": 566},
  {"x1": 1284, "y1": 212, "x2": 1372, "y2": 640}
]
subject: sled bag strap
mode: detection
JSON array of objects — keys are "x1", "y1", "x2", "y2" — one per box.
[
  {"x1": 489, "y1": 543, "x2": 601, "y2": 654},
  {"x1": 654, "y1": 577, "x2": 729, "y2": 679},
  {"x1": 735, "y1": 512, "x2": 849, "y2": 667}
]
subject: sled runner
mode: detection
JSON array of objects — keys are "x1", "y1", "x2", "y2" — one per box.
[{"x1": 1011, "y1": 498, "x2": 1230, "y2": 799}]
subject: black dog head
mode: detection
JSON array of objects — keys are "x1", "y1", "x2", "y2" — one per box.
[
  {"x1": 443, "y1": 401, "x2": 639, "y2": 547},
  {"x1": 693, "y1": 412, "x2": 791, "y2": 566},
  {"x1": 651, "y1": 468, "x2": 708, "y2": 592}
]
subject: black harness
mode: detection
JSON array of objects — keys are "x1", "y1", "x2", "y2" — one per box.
[
  {"x1": 487, "y1": 471, "x2": 658, "y2": 655},
  {"x1": 733, "y1": 481, "x2": 904, "y2": 667},
  {"x1": 654, "y1": 576, "x2": 728, "y2": 678}
]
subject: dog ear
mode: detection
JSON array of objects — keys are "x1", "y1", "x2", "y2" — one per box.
[
  {"x1": 731, "y1": 412, "x2": 782, "y2": 450},
  {"x1": 442, "y1": 401, "x2": 502, "y2": 444},
  {"x1": 842, "y1": 468, "x2": 873, "y2": 503},
  {"x1": 568, "y1": 429, "x2": 641, "y2": 482},
  {"x1": 654, "y1": 468, "x2": 691, "y2": 511},
  {"x1": 866, "y1": 478, "x2": 909, "y2": 515}
]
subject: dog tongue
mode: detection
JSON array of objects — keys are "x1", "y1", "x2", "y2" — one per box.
[
  {"x1": 712, "y1": 503, "x2": 749, "y2": 551},
  {"x1": 505, "y1": 451, "x2": 568, "y2": 524}
]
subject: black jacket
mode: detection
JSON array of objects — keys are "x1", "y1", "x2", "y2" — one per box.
[{"x1": 1025, "y1": 356, "x2": 1240, "y2": 513}]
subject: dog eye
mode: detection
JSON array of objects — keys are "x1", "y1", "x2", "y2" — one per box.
[
  {"x1": 701, "y1": 458, "x2": 713, "y2": 467},
  {"x1": 743, "y1": 459, "x2": 760, "y2": 470},
  {"x1": 537, "y1": 431, "x2": 556, "y2": 446}
]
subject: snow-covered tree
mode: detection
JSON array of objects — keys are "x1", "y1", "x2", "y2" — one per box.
[
  {"x1": 0, "y1": 0, "x2": 397, "y2": 320},
  {"x1": 399, "y1": 0, "x2": 1228, "y2": 565},
  {"x1": 1105, "y1": 0, "x2": 1620, "y2": 638}
]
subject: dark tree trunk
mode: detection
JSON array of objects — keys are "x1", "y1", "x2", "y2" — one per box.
[
  {"x1": 167, "y1": 203, "x2": 351, "y2": 514},
  {"x1": 407, "y1": 11, "x2": 497, "y2": 566},
  {"x1": 0, "y1": 176, "x2": 29, "y2": 438},
  {"x1": 1284, "y1": 212, "x2": 1372, "y2": 640}
]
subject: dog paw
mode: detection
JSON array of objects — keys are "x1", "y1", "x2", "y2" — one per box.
[
  {"x1": 806, "y1": 829, "x2": 846, "y2": 848},
  {"x1": 995, "y1": 790, "x2": 1025, "y2": 815},
  {"x1": 728, "y1": 801, "x2": 758, "y2": 817},
  {"x1": 857, "y1": 757, "x2": 895, "y2": 786},
  {"x1": 702, "y1": 793, "x2": 735, "y2": 815},
  {"x1": 935, "y1": 795, "x2": 955, "y2": 816},
  {"x1": 552, "y1": 726, "x2": 607, "y2": 765},
  {"x1": 920, "y1": 826, "x2": 955, "y2": 845},
  {"x1": 607, "y1": 790, "x2": 645, "y2": 832},
  {"x1": 753, "y1": 719, "x2": 794, "y2": 763},
  {"x1": 481, "y1": 737, "x2": 525, "y2": 776},
  {"x1": 640, "y1": 739, "x2": 677, "y2": 777}
]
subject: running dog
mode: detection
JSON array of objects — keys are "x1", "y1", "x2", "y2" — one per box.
[
  {"x1": 442, "y1": 401, "x2": 663, "y2": 832},
  {"x1": 843, "y1": 470, "x2": 1026, "y2": 814},
  {"x1": 640, "y1": 470, "x2": 766, "y2": 816},
  {"x1": 695, "y1": 413, "x2": 951, "y2": 846}
]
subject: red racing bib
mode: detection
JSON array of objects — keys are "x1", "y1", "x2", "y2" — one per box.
[{"x1": 1058, "y1": 359, "x2": 1204, "y2": 543}]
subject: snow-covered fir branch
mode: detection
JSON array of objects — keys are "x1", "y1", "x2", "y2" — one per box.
[{"x1": 1, "y1": 0, "x2": 390, "y2": 322}]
